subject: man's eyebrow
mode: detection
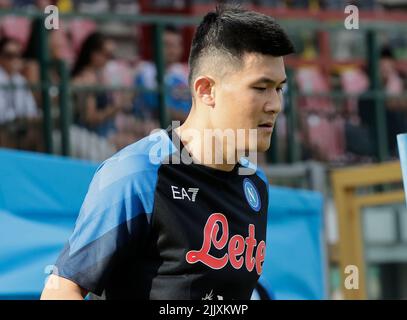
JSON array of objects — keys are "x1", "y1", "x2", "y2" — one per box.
[{"x1": 253, "y1": 77, "x2": 287, "y2": 85}]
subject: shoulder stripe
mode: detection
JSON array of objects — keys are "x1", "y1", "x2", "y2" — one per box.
[
  {"x1": 68, "y1": 129, "x2": 176, "y2": 255},
  {"x1": 239, "y1": 157, "x2": 269, "y2": 185}
]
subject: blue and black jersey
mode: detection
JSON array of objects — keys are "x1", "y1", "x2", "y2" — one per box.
[{"x1": 54, "y1": 128, "x2": 269, "y2": 300}]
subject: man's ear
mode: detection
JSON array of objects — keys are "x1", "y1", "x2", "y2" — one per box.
[{"x1": 193, "y1": 76, "x2": 215, "y2": 108}]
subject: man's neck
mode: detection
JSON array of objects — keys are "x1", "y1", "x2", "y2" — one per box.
[{"x1": 174, "y1": 115, "x2": 238, "y2": 172}]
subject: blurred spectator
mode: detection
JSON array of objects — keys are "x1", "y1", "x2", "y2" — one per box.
[
  {"x1": 0, "y1": 37, "x2": 42, "y2": 150},
  {"x1": 133, "y1": 25, "x2": 191, "y2": 125},
  {"x1": 295, "y1": 65, "x2": 346, "y2": 162},
  {"x1": 71, "y1": 32, "x2": 125, "y2": 140},
  {"x1": 355, "y1": 46, "x2": 407, "y2": 157},
  {"x1": 22, "y1": 18, "x2": 73, "y2": 106},
  {"x1": 296, "y1": 64, "x2": 338, "y2": 114},
  {"x1": 102, "y1": 58, "x2": 144, "y2": 149},
  {"x1": 340, "y1": 65, "x2": 369, "y2": 120}
]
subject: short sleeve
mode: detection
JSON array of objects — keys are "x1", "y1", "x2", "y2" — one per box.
[{"x1": 53, "y1": 153, "x2": 156, "y2": 295}]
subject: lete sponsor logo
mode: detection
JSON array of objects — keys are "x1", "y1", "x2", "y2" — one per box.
[{"x1": 186, "y1": 213, "x2": 266, "y2": 275}]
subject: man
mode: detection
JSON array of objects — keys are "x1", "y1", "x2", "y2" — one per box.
[
  {"x1": 41, "y1": 5, "x2": 294, "y2": 300},
  {"x1": 133, "y1": 25, "x2": 191, "y2": 124},
  {"x1": 0, "y1": 37, "x2": 39, "y2": 150},
  {"x1": 354, "y1": 46, "x2": 407, "y2": 158}
]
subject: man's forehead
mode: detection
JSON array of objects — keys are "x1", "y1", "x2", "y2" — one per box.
[{"x1": 242, "y1": 52, "x2": 286, "y2": 79}]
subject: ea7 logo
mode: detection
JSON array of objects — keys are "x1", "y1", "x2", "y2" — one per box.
[{"x1": 171, "y1": 186, "x2": 199, "y2": 202}]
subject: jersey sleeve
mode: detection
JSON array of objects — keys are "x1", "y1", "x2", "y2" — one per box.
[{"x1": 53, "y1": 151, "x2": 158, "y2": 295}]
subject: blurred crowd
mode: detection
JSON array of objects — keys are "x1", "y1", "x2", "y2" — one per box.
[
  {"x1": 0, "y1": 1, "x2": 192, "y2": 160},
  {"x1": 0, "y1": 0, "x2": 402, "y2": 12},
  {"x1": 289, "y1": 46, "x2": 407, "y2": 164},
  {"x1": 0, "y1": 0, "x2": 406, "y2": 163}
]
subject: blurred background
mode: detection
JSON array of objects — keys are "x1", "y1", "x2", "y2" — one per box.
[{"x1": 0, "y1": 0, "x2": 407, "y2": 300}]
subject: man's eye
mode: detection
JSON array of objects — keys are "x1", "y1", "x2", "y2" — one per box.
[
  {"x1": 253, "y1": 87, "x2": 267, "y2": 91},
  {"x1": 276, "y1": 87, "x2": 284, "y2": 93}
]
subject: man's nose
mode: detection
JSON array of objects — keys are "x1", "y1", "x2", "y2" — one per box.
[{"x1": 264, "y1": 89, "x2": 282, "y2": 114}]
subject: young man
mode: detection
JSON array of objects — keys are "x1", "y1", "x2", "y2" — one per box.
[{"x1": 41, "y1": 5, "x2": 294, "y2": 300}]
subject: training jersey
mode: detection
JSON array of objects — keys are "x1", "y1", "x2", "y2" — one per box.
[{"x1": 54, "y1": 128, "x2": 269, "y2": 300}]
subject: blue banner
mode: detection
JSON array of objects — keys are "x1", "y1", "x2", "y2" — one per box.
[
  {"x1": 0, "y1": 148, "x2": 325, "y2": 299},
  {"x1": 261, "y1": 186, "x2": 325, "y2": 299}
]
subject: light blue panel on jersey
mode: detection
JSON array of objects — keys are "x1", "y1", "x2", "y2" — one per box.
[
  {"x1": 259, "y1": 186, "x2": 326, "y2": 300},
  {"x1": 68, "y1": 130, "x2": 173, "y2": 255},
  {"x1": 0, "y1": 148, "x2": 98, "y2": 299}
]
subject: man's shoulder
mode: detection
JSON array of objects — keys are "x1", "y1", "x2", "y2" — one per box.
[
  {"x1": 94, "y1": 129, "x2": 176, "y2": 188},
  {"x1": 239, "y1": 158, "x2": 269, "y2": 187}
]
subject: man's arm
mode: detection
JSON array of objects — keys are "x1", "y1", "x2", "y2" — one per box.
[
  {"x1": 40, "y1": 275, "x2": 88, "y2": 300},
  {"x1": 42, "y1": 138, "x2": 154, "y2": 300}
]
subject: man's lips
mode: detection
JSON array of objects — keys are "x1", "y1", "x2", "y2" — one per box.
[{"x1": 258, "y1": 122, "x2": 274, "y2": 128}]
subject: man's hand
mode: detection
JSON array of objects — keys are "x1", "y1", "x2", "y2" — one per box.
[{"x1": 41, "y1": 275, "x2": 88, "y2": 300}]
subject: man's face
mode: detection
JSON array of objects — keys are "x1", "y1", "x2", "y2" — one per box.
[
  {"x1": 164, "y1": 31, "x2": 183, "y2": 65},
  {"x1": 210, "y1": 53, "x2": 286, "y2": 153},
  {"x1": 0, "y1": 41, "x2": 22, "y2": 74}
]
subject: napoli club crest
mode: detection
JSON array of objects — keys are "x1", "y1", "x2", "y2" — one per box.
[{"x1": 243, "y1": 178, "x2": 261, "y2": 212}]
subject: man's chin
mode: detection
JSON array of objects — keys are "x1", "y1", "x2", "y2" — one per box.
[
  {"x1": 256, "y1": 139, "x2": 272, "y2": 153},
  {"x1": 256, "y1": 145, "x2": 270, "y2": 153},
  {"x1": 238, "y1": 139, "x2": 271, "y2": 155}
]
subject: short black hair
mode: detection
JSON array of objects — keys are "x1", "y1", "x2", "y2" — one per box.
[{"x1": 188, "y1": 4, "x2": 295, "y2": 87}]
